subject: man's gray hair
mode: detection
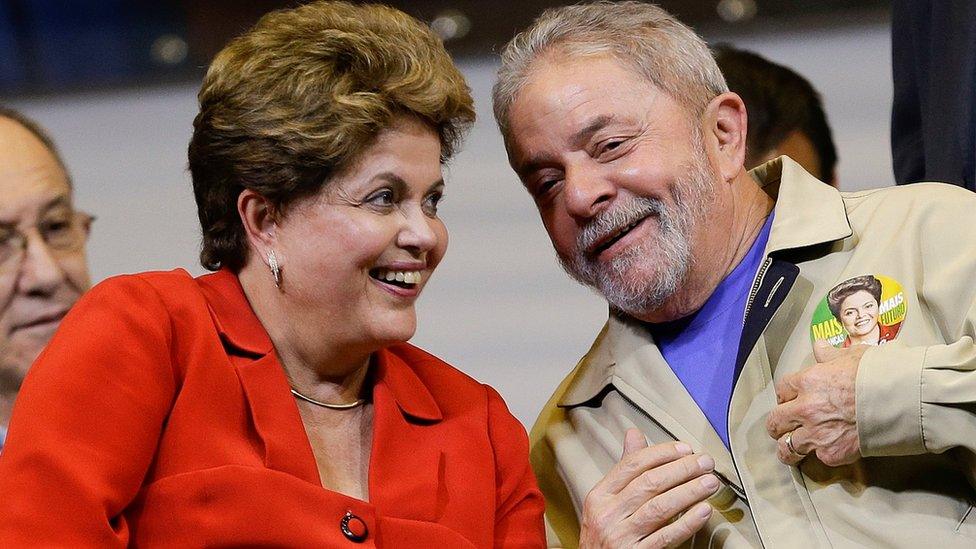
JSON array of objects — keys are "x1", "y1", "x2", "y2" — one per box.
[{"x1": 492, "y1": 1, "x2": 728, "y2": 140}]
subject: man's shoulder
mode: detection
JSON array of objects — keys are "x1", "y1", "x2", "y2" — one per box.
[
  {"x1": 839, "y1": 182, "x2": 976, "y2": 235},
  {"x1": 841, "y1": 181, "x2": 976, "y2": 211}
]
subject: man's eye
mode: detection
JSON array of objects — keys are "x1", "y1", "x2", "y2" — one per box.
[
  {"x1": 533, "y1": 177, "x2": 562, "y2": 199},
  {"x1": 42, "y1": 220, "x2": 70, "y2": 233},
  {"x1": 599, "y1": 139, "x2": 626, "y2": 158}
]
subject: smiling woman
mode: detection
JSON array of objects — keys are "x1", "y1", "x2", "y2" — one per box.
[{"x1": 0, "y1": 2, "x2": 545, "y2": 546}]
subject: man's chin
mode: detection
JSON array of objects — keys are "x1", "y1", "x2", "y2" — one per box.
[{"x1": 0, "y1": 337, "x2": 45, "y2": 391}]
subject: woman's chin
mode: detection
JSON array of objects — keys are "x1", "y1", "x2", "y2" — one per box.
[{"x1": 367, "y1": 313, "x2": 418, "y2": 347}]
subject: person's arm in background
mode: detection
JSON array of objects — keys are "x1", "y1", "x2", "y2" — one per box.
[{"x1": 891, "y1": 0, "x2": 976, "y2": 190}]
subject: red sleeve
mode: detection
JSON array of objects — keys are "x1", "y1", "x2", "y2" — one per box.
[
  {"x1": 485, "y1": 385, "x2": 546, "y2": 548},
  {"x1": 0, "y1": 275, "x2": 177, "y2": 546}
]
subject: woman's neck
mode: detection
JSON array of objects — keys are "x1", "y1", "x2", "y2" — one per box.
[{"x1": 237, "y1": 262, "x2": 374, "y2": 404}]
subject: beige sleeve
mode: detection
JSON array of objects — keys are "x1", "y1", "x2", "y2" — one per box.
[
  {"x1": 857, "y1": 186, "x2": 976, "y2": 458},
  {"x1": 857, "y1": 315, "x2": 976, "y2": 457}
]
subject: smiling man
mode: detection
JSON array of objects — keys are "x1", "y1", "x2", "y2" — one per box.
[
  {"x1": 0, "y1": 108, "x2": 92, "y2": 448},
  {"x1": 493, "y1": 2, "x2": 976, "y2": 547}
]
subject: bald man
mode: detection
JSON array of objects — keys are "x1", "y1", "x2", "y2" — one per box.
[{"x1": 0, "y1": 108, "x2": 92, "y2": 448}]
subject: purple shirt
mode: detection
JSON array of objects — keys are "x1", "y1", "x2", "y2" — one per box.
[{"x1": 648, "y1": 213, "x2": 774, "y2": 448}]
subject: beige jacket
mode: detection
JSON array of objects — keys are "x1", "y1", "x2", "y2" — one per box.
[{"x1": 532, "y1": 158, "x2": 976, "y2": 548}]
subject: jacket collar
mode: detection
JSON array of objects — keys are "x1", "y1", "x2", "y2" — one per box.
[
  {"x1": 754, "y1": 156, "x2": 853, "y2": 254},
  {"x1": 198, "y1": 268, "x2": 274, "y2": 356},
  {"x1": 373, "y1": 345, "x2": 443, "y2": 422},
  {"x1": 558, "y1": 156, "x2": 852, "y2": 406},
  {"x1": 196, "y1": 269, "x2": 441, "y2": 422}
]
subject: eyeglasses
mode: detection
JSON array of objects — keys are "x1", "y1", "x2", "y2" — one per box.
[{"x1": 0, "y1": 211, "x2": 94, "y2": 274}]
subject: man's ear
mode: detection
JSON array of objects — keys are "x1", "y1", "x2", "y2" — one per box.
[
  {"x1": 703, "y1": 91, "x2": 748, "y2": 183},
  {"x1": 237, "y1": 189, "x2": 277, "y2": 260}
]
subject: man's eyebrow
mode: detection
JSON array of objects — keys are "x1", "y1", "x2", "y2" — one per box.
[
  {"x1": 39, "y1": 195, "x2": 72, "y2": 215},
  {"x1": 570, "y1": 114, "x2": 616, "y2": 149},
  {"x1": 0, "y1": 195, "x2": 72, "y2": 226},
  {"x1": 515, "y1": 114, "x2": 618, "y2": 181}
]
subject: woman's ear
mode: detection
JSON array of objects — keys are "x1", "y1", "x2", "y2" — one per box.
[
  {"x1": 703, "y1": 91, "x2": 748, "y2": 183},
  {"x1": 237, "y1": 189, "x2": 277, "y2": 257}
]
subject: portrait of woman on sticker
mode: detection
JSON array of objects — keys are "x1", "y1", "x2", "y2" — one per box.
[
  {"x1": 0, "y1": 2, "x2": 544, "y2": 546},
  {"x1": 827, "y1": 275, "x2": 901, "y2": 348}
]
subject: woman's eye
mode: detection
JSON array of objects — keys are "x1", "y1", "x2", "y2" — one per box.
[
  {"x1": 365, "y1": 189, "x2": 395, "y2": 208},
  {"x1": 422, "y1": 192, "x2": 443, "y2": 216}
]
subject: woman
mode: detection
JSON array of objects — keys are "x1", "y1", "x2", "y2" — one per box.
[
  {"x1": 0, "y1": 2, "x2": 545, "y2": 546},
  {"x1": 827, "y1": 275, "x2": 899, "y2": 347}
]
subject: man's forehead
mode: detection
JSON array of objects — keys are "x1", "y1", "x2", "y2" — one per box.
[
  {"x1": 0, "y1": 117, "x2": 72, "y2": 223},
  {"x1": 0, "y1": 183, "x2": 72, "y2": 226}
]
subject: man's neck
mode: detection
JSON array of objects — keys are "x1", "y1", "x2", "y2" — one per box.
[
  {"x1": 0, "y1": 391, "x2": 15, "y2": 430},
  {"x1": 639, "y1": 171, "x2": 774, "y2": 323}
]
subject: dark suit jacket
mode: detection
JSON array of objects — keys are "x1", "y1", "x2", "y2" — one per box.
[
  {"x1": 0, "y1": 269, "x2": 544, "y2": 547},
  {"x1": 891, "y1": 0, "x2": 976, "y2": 190}
]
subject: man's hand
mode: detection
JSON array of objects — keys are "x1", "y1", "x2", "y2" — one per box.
[
  {"x1": 767, "y1": 341, "x2": 865, "y2": 466},
  {"x1": 579, "y1": 429, "x2": 719, "y2": 548}
]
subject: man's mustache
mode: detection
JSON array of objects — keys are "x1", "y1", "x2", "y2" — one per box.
[{"x1": 576, "y1": 197, "x2": 666, "y2": 257}]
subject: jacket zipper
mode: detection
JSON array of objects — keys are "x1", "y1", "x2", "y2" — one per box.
[
  {"x1": 614, "y1": 389, "x2": 749, "y2": 503},
  {"x1": 614, "y1": 389, "x2": 769, "y2": 547},
  {"x1": 742, "y1": 256, "x2": 773, "y2": 324}
]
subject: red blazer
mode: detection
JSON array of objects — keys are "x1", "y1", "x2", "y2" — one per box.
[{"x1": 0, "y1": 269, "x2": 545, "y2": 547}]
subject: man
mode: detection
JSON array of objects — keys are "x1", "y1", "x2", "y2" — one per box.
[
  {"x1": 0, "y1": 108, "x2": 92, "y2": 449},
  {"x1": 713, "y1": 44, "x2": 838, "y2": 186},
  {"x1": 492, "y1": 2, "x2": 976, "y2": 547}
]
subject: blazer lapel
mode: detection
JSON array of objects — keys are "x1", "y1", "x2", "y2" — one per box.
[
  {"x1": 197, "y1": 269, "x2": 321, "y2": 485},
  {"x1": 367, "y1": 349, "x2": 443, "y2": 522},
  {"x1": 233, "y1": 353, "x2": 321, "y2": 484}
]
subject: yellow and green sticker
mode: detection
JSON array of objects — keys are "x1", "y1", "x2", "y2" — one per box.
[{"x1": 810, "y1": 274, "x2": 906, "y2": 348}]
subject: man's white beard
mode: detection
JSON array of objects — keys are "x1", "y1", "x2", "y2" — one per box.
[{"x1": 558, "y1": 145, "x2": 713, "y2": 318}]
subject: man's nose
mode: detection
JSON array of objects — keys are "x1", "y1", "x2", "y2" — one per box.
[
  {"x1": 563, "y1": 165, "x2": 616, "y2": 220},
  {"x1": 17, "y1": 233, "x2": 66, "y2": 295}
]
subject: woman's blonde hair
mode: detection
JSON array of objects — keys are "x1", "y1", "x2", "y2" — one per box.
[{"x1": 189, "y1": 1, "x2": 474, "y2": 271}]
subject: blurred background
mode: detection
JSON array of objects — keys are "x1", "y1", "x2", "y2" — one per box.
[{"x1": 0, "y1": 0, "x2": 893, "y2": 425}]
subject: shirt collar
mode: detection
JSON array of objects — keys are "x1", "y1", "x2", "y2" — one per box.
[{"x1": 559, "y1": 157, "x2": 852, "y2": 405}]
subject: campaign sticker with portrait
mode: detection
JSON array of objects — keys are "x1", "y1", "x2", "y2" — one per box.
[{"x1": 809, "y1": 274, "x2": 907, "y2": 348}]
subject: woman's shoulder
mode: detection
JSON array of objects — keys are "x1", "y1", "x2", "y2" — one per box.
[
  {"x1": 76, "y1": 269, "x2": 218, "y2": 332},
  {"x1": 382, "y1": 343, "x2": 526, "y2": 439},
  {"x1": 384, "y1": 342, "x2": 483, "y2": 391},
  {"x1": 92, "y1": 268, "x2": 197, "y2": 294},
  {"x1": 383, "y1": 343, "x2": 513, "y2": 412}
]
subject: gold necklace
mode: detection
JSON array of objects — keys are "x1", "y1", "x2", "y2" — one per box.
[{"x1": 290, "y1": 387, "x2": 365, "y2": 410}]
